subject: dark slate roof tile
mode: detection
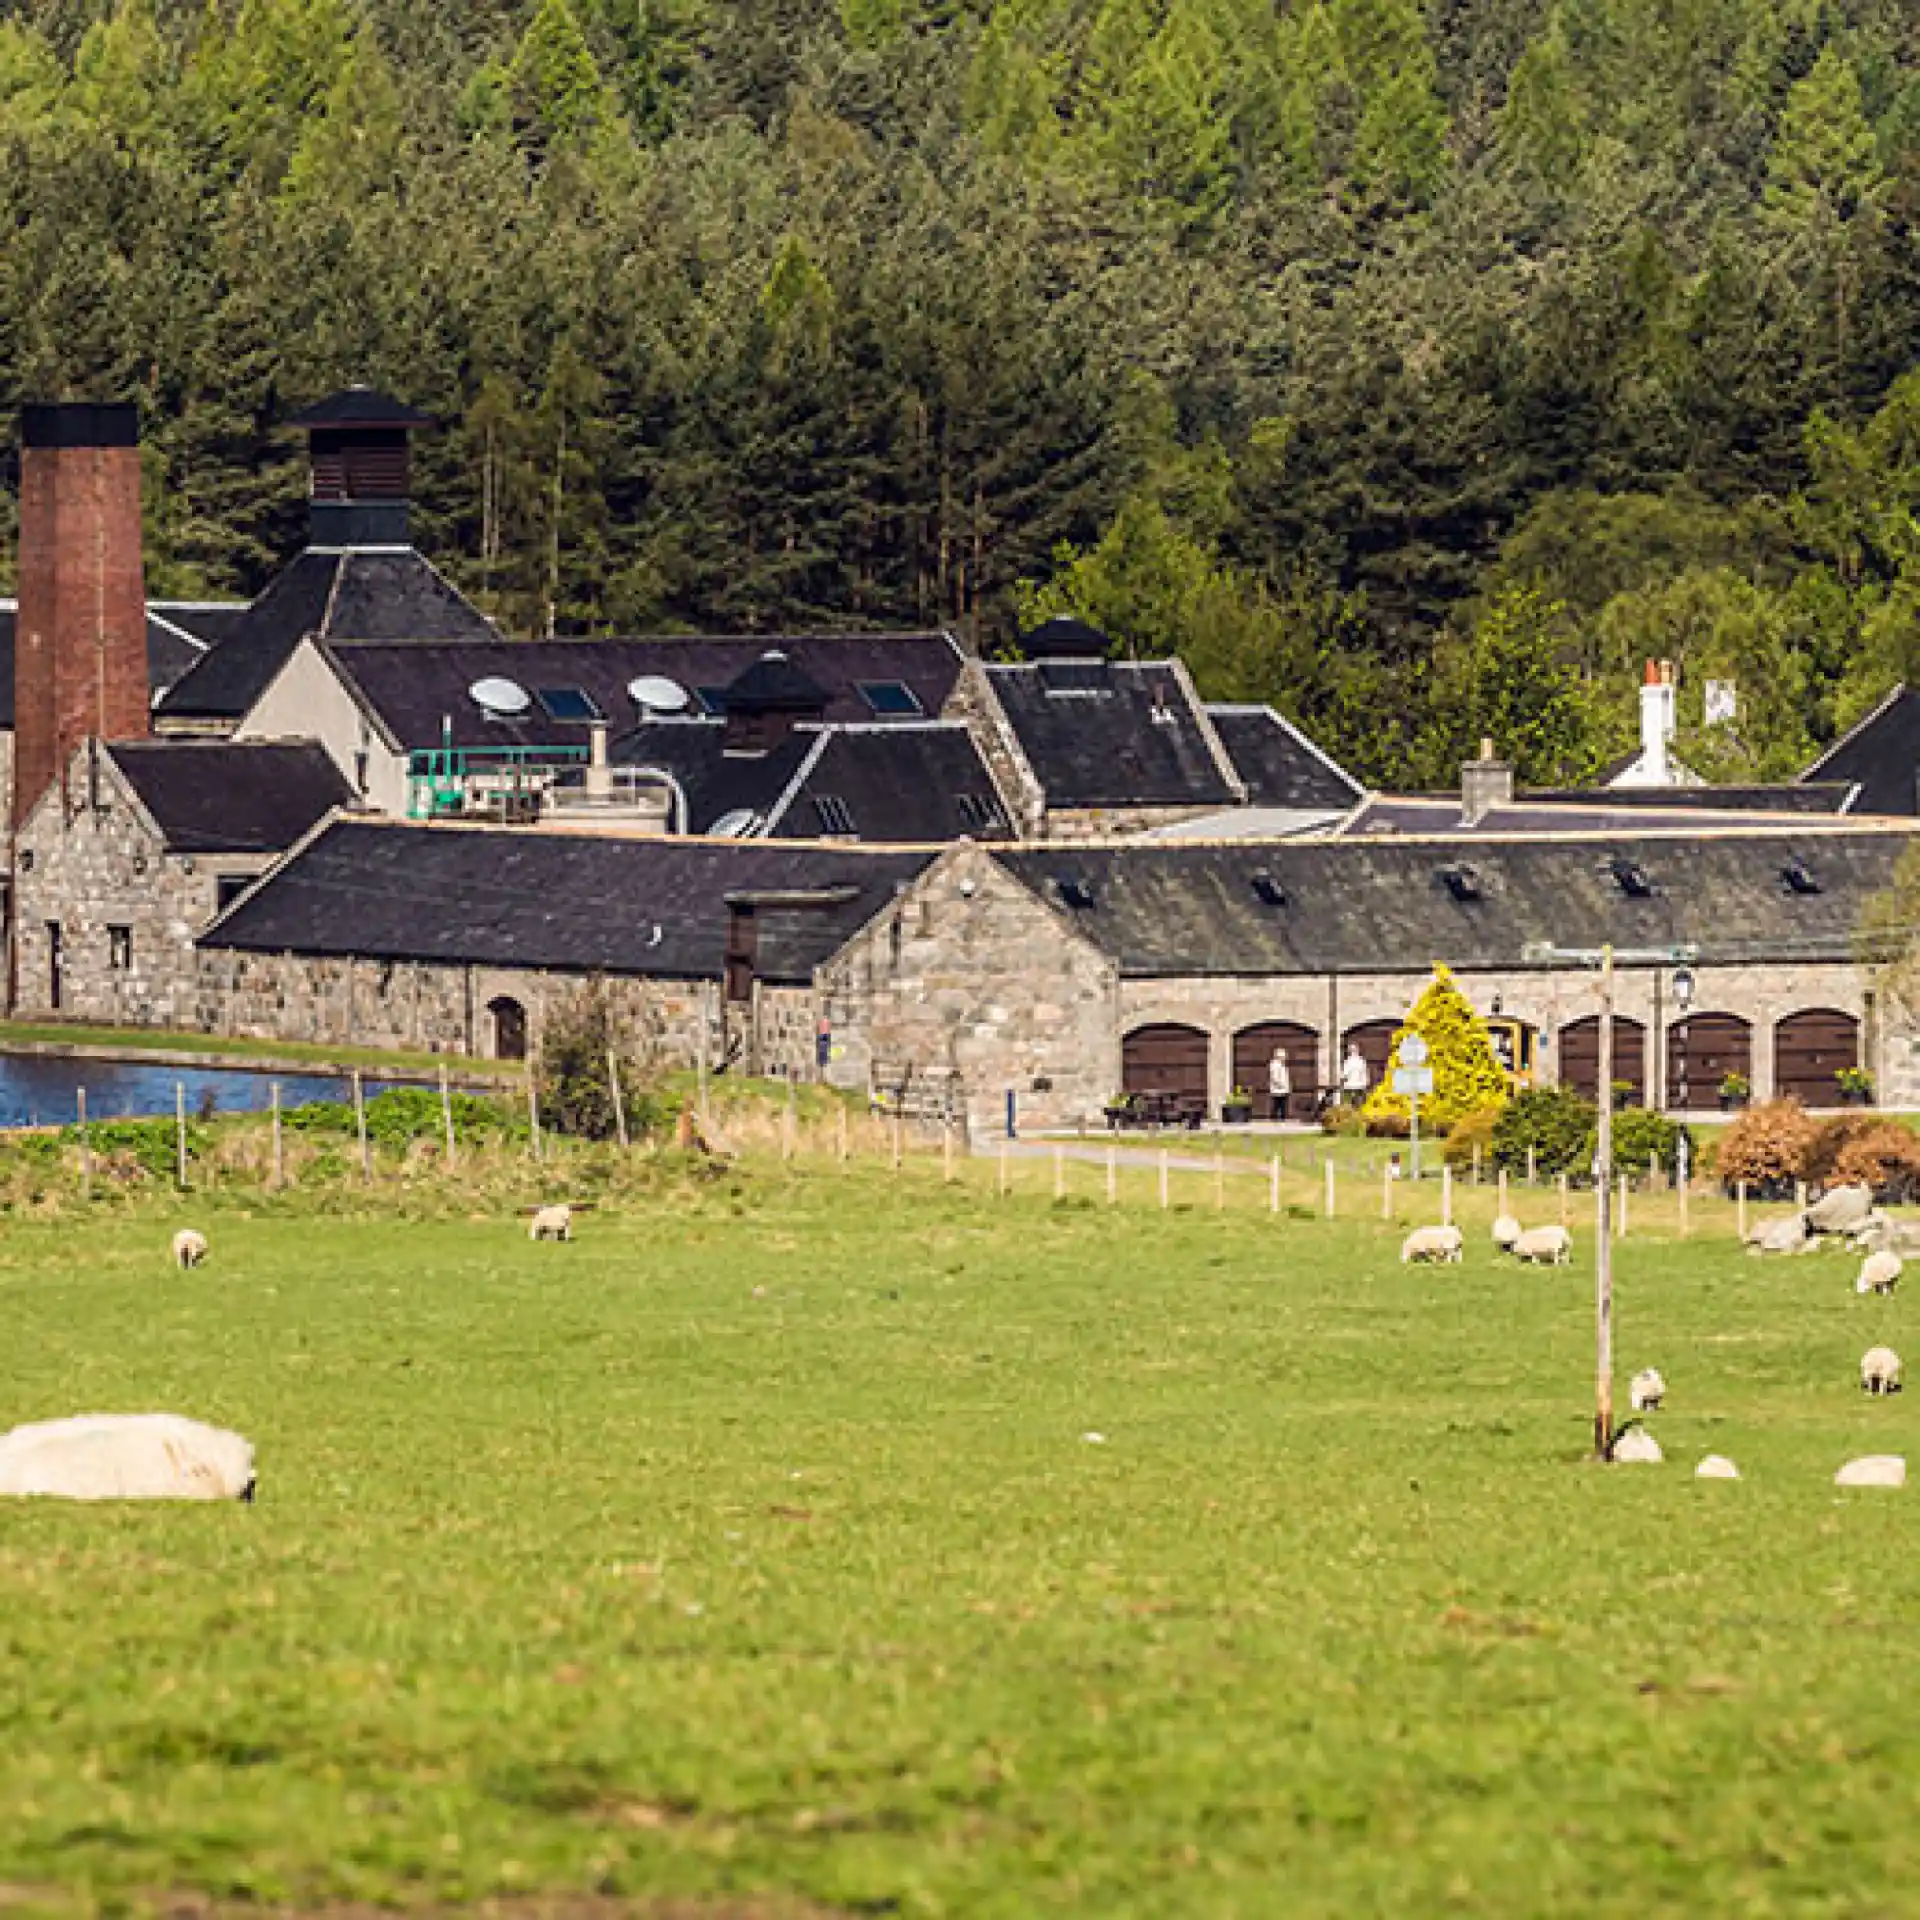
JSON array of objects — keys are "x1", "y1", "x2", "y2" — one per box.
[
  {"x1": 1206, "y1": 705, "x2": 1363, "y2": 810},
  {"x1": 289, "y1": 388, "x2": 433, "y2": 428},
  {"x1": 336, "y1": 634, "x2": 965, "y2": 752},
  {"x1": 996, "y1": 830, "x2": 1914, "y2": 977},
  {"x1": 607, "y1": 720, "x2": 813, "y2": 834},
  {"x1": 156, "y1": 548, "x2": 498, "y2": 722},
  {"x1": 988, "y1": 661, "x2": 1237, "y2": 809},
  {"x1": 769, "y1": 725, "x2": 1011, "y2": 841},
  {"x1": 1801, "y1": 686, "x2": 1920, "y2": 816},
  {"x1": 202, "y1": 819, "x2": 933, "y2": 982},
  {"x1": 109, "y1": 740, "x2": 355, "y2": 855}
]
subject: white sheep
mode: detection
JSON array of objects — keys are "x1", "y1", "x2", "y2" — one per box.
[
  {"x1": 0, "y1": 1413, "x2": 254, "y2": 1502},
  {"x1": 528, "y1": 1203, "x2": 573, "y2": 1243},
  {"x1": 1611, "y1": 1426, "x2": 1662, "y2": 1464},
  {"x1": 1857, "y1": 1250, "x2": 1903, "y2": 1296},
  {"x1": 1836, "y1": 1455, "x2": 1906, "y2": 1489},
  {"x1": 1695, "y1": 1455, "x2": 1740, "y2": 1480},
  {"x1": 1746, "y1": 1213, "x2": 1810, "y2": 1256},
  {"x1": 1400, "y1": 1224, "x2": 1463, "y2": 1265},
  {"x1": 1806, "y1": 1184, "x2": 1874, "y2": 1236},
  {"x1": 1511, "y1": 1224, "x2": 1572, "y2": 1266},
  {"x1": 171, "y1": 1228, "x2": 208, "y2": 1270},
  {"x1": 1861, "y1": 1346, "x2": 1904, "y2": 1396},
  {"x1": 1629, "y1": 1367, "x2": 1666, "y2": 1413},
  {"x1": 1491, "y1": 1214, "x2": 1522, "y2": 1251}
]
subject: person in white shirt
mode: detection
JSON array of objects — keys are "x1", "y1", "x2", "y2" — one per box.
[
  {"x1": 1267, "y1": 1045, "x2": 1292, "y2": 1120},
  {"x1": 1340, "y1": 1043, "x2": 1370, "y2": 1103}
]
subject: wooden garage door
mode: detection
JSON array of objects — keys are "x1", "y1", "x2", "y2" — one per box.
[
  {"x1": 1233, "y1": 1022, "x2": 1320, "y2": 1121},
  {"x1": 1557, "y1": 1016, "x2": 1647, "y2": 1104},
  {"x1": 1123, "y1": 1024, "x2": 1210, "y2": 1110},
  {"x1": 1666, "y1": 1013, "x2": 1751, "y2": 1110},
  {"x1": 1774, "y1": 1008, "x2": 1860, "y2": 1107}
]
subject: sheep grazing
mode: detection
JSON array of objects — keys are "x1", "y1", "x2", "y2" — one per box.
[
  {"x1": 1836, "y1": 1455, "x2": 1906, "y2": 1489},
  {"x1": 0, "y1": 1413, "x2": 254, "y2": 1502},
  {"x1": 1491, "y1": 1214, "x2": 1522, "y2": 1251},
  {"x1": 1806, "y1": 1183, "x2": 1874, "y2": 1237},
  {"x1": 1695, "y1": 1455, "x2": 1740, "y2": 1481},
  {"x1": 1400, "y1": 1224, "x2": 1463, "y2": 1265},
  {"x1": 1611, "y1": 1426, "x2": 1662, "y2": 1465},
  {"x1": 1746, "y1": 1214, "x2": 1811, "y2": 1257},
  {"x1": 171, "y1": 1228, "x2": 208, "y2": 1270},
  {"x1": 528, "y1": 1203, "x2": 574, "y2": 1243},
  {"x1": 1861, "y1": 1346, "x2": 1904, "y2": 1396},
  {"x1": 1629, "y1": 1367, "x2": 1666, "y2": 1414},
  {"x1": 1511, "y1": 1224, "x2": 1572, "y2": 1266},
  {"x1": 1857, "y1": 1250, "x2": 1903, "y2": 1297}
]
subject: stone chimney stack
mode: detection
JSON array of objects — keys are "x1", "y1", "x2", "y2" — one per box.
[
  {"x1": 13, "y1": 402, "x2": 149, "y2": 828},
  {"x1": 1460, "y1": 736, "x2": 1513, "y2": 827}
]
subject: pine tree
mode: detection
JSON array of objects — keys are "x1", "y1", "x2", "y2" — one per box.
[
  {"x1": 1362, "y1": 966, "x2": 1511, "y2": 1131},
  {"x1": 508, "y1": 0, "x2": 610, "y2": 155},
  {"x1": 1767, "y1": 45, "x2": 1886, "y2": 235}
]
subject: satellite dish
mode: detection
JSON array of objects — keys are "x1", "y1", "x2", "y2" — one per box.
[
  {"x1": 469, "y1": 675, "x2": 531, "y2": 717},
  {"x1": 629, "y1": 674, "x2": 691, "y2": 713},
  {"x1": 711, "y1": 808, "x2": 761, "y2": 838}
]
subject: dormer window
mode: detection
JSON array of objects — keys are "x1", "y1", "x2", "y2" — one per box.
[
  {"x1": 1441, "y1": 865, "x2": 1483, "y2": 903},
  {"x1": 1250, "y1": 873, "x2": 1286, "y2": 907},
  {"x1": 1782, "y1": 858, "x2": 1820, "y2": 895},
  {"x1": 1056, "y1": 877, "x2": 1096, "y2": 910},
  {"x1": 1611, "y1": 858, "x2": 1654, "y2": 899}
]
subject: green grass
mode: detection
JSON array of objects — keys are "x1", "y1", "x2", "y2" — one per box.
[
  {"x1": 1, "y1": 1162, "x2": 1918, "y2": 1915},
  {"x1": 0, "y1": 1019, "x2": 521, "y2": 1081}
]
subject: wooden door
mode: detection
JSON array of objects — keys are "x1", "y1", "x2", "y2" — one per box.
[
  {"x1": 1233, "y1": 1022, "x2": 1319, "y2": 1120},
  {"x1": 1557, "y1": 1016, "x2": 1647, "y2": 1104},
  {"x1": 1666, "y1": 1014, "x2": 1752, "y2": 1110},
  {"x1": 1773, "y1": 1008, "x2": 1859, "y2": 1106}
]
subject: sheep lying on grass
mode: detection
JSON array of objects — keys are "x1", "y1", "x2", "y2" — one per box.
[
  {"x1": 1695, "y1": 1455, "x2": 1740, "y2": 1481},
  {"x1": 1491, "y1": 1214, "x2": 1522, "y2": 1251},
  {"x1": 0, "y1": 1413, "x2": 254, "y2": 1502},
  {"x1": 1861, "y1": 1346, "x2": 1904, "y2": 1396},
  {"x1": 1858, "y1": 1251, "x2": 1903, "y2": 1296},
  {"x1": 529, "y1": 1204, "x2": 574, "y2": 1242},
  {"x1": 171, "y1": 1229, "x2": 208, "y2": 1269},
  {"x1": 1611, "y1": 1427, "x2": 1662, "y2": 1465},
  {"x1": 1629, "y1": 1367, "x2": 1666, "y2": 1413},
  {"x1": 1400, "y1": 1225, "x2": 1463, "y2": 1265},
  {"x1": 1806, "y1": 1184, "x2": 1874, "y2": 1236},
  {"x1": 1510, "y1": 1225, "x2": 1571, "y2": 1266},
  {"x1": 1747, "y1": 1214, "x2": 1811, "y2": 1256},
  {"x1": 1836, "y1": 1455, "x2": 1906, "y2": 1489}
]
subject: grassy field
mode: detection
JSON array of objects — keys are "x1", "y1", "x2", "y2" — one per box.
[{"x1": 1, "y1": 1155, "x2": 1917, "y2": 1916}]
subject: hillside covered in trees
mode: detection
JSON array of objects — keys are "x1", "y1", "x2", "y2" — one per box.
[{"x1": 2, "y1": 0, "x2": 1919, "y2": 787}]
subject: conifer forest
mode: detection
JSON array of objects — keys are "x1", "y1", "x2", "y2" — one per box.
[{"x1": 3, "y1": 0, "x2": 1920, "y2": 786}]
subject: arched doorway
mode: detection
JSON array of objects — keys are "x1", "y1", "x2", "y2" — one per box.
[
  {"x1": 488, "y1": 995, "x2": 529, "y2": 1062},
  {"x1": 1122, "y1": 1023, "x2": 1210, "y2": 1122},
  {"x1": 1774, "y1": 1009, "x2": 1861, "y2": 1106},
  {"x1": 1341, "y1": 1020, "x2": 1400, "y2": 1102},
  {"x1": 1666, "y1": 1013, "x2": 1751, "y2": 1110},
  {"x1": 1233, "y1": 1022, "x2": 1319, "y2": 1121},
  {"x1": 1558, "y1": 1016, "x2": 1647, "y2": 1105}
]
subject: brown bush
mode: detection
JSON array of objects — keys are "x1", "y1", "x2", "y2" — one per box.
[
  {"x1": 1442, "y1": 1107, "x2": 1499, "y2": 1173},
  {"x1": 1804, "y1": 1113, "x2": 1882, "y2": 1188},
  {"x1": 1715, "y1": 1099, "x2": 1821, "y2": 1198},
  {"x1": 1830, "y1": 1122, "x2": 1920, "y2": 1204}
]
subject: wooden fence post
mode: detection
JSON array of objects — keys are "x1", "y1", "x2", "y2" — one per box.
[
  {"x1": 1441, "y1": 1164, "x2": 1453, "y2": 1226},
  {"x1": 77, "y1": 1088, "x2": 90, "y2": 1198},
  {"x1": 175, "y1": 1082, "x2": 188, "y2": 1192},
  {"x1": 836, "y1": 1103, "x2": 849, "y2": 1166},
  {"x1": 526, "y1": 1066, "x2": 543, "y2": 1163},
  {"x1": 440, "y1": 1065, "x2": 458, "y2": 1167},
  {"x1": 608, "y1": 1051, "x2": 630, "y2": 1151},
  {"x1": 943, "y1": 1124, "x2": 955, "y2": 1184},
  {"x1": 1678, "y1": 1167, "x2": 1690, "y2": 1239},
  {"x1": 783, "y1": 1079, "x2": 797, "y2": 1162},
  {"x1": 353, "y1": 1070, "x2": 370, "y2": 1184},
  {"x1": 270, "y1": 1081, "x2": 283, "y2": 1190},
  {"x1": 1557, "y1": 1172, "x2": 1569, "y2": 1226},
  {"x1": 1471, "y1": 1143, "x2": 1482, "y2": 1186},
  {"x1": 1737, "y1": 1181, "x2": 1748, "y2": 1242},
  {"x1": 1527, "y1": 1147, "x2": 1538, "y2": 1186},
  {"x1": 1617, "y1": 1174, "x2": 1629, "y2": 1239},
  {"x1": 1497, "y1": 1167, "x2": 1508, "y2": 1215},
  {"x1": 998, "y1": 1138, "x2": 1010, "y2": 1197}
]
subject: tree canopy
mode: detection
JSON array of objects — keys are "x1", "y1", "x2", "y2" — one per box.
[{"x1": 3, "y1": 0, "x2": 1920, "y2": 786}]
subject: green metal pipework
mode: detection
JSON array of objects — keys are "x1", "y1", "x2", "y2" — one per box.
[{"x1": 405, "y1": 745, "x2": 589, "y2": 820}]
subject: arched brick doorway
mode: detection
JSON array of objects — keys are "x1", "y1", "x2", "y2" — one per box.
[
  {"x1": 488, "y1": 995, "x2": 529, "y2": 1062},
  {"x1": 1340, "y1": 1020, "x2": 1400, "y2": 1101},
  {"x1": 1233, "y1": 1022, "x2": 1319, "y2": 1121},
  {"x1": 1666, "y1": 1013, "x2": 1752, "y2": 1110},
  {"x1": 1774, "y1": 1008, "x2": 1860, "y2": 1107},
  {"x1": 1122, "y1": 1023, "x2": 1210, "y2": 1120},
  {"x1": 1558, "y1": 1016, "x2": 1647, "y2": 1105}
]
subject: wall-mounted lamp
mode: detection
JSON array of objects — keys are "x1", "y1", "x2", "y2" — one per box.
[{"x1": 1673, "y1": 966, "x2": 1696, "y2": 1015}]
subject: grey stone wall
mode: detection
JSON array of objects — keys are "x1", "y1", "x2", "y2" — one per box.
[
  {"x1": 11, "y1": 750, "x2": 264, "y2": 1027},
  {"x1": 817, "y1": 842, "x2": 1117, "y2": 1136}
]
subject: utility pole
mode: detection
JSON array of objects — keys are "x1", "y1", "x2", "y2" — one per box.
[{"x1": 1594, "y1": 946, "x2": 1615, "y2": 1460}]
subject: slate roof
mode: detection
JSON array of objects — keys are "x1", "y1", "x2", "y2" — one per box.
[
  {"x1": 609, "y1": 719, "x2": 1012, "y2": 841},
  {"x1": 1021, "y1": 616, "x2": 1112, "y2": 659},
  {"x1": 290, "y1": 388, "x2": 433, "y2": 429},
  {"x1": 1801, "y1": 686, "x2": 1920, "y2": 816},
  {"x1": 724, "y1": 649, "x2": 830, "y2": 712},
  {"x1": 155, "y1": 548, "x2": 500, "y2": 723},
  {"x1": 202, "y1": 818, "x2": 935, "y2": 982},
  {"x1": 108, "y1": 740, "x2": 356, "y2": 855},
  {"x1": 327, "y1": 634, "x2": 966, "y2": 752},
  {"x1": 0, "y1": 599, "x2": 247, "y2": 726},
  {"x1": 986, "y1": 661, "x2": 1239, "y2": 810},
  {"x1": 1342, "y1": 791, "x2": 1861, "y2": 836},
  {"x1": 1205, "y1": 705, "x2": 1363, "y2": 811},
  {"x1": 995, "y1": 829, "x2": 1915, "y2": 977}
]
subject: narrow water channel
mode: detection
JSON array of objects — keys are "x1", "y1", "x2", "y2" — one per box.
[{"x1": 0, "y1": 1052, "x2": 402, "y2": 1129}]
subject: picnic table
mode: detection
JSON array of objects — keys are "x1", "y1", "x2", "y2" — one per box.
[{"x1": 1105, "y1": 1090, "x2": 1206, "y2": 1131}]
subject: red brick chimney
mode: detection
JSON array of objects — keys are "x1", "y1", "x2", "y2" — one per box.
[{"x1": 13, "y1": 403, "x2": 149, "y2": 827}]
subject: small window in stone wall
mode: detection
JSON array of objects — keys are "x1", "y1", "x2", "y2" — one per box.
[
  {"x1": 216, "y1": 875, "x2": 252, "y2": 913},
  {"x1": 108, "y1": 925, "x2": 132, "y2": 971}
]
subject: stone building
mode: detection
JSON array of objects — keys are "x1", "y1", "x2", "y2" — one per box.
[
  {"x1": 13, "y1": 738, "x2": 352, "y2": 1026},
  {"x1": 188, "y1": 812, "x2": 1920, "y2": 1137}
]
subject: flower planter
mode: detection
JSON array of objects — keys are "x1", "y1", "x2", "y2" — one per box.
[{"x1": 1221, "y1": 1101, "x2": 1253, "y2": 1126}]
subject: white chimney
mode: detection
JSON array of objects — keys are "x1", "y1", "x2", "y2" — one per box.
[
  {"x1": 1638, "y1": 658, "x2": 1675, "y2": 786},
  {"x1": 586, "y1": 718, "x2": 613, "y2": 801}
]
